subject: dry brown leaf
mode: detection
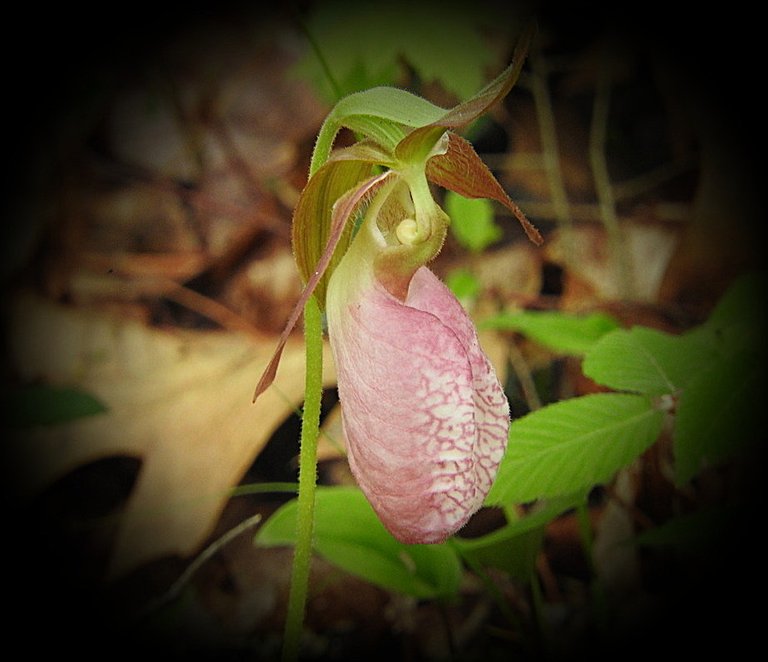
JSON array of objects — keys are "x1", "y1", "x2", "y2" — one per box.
[
  {"x1": 7, "y1": 293, "x2": 335, "y2": 579},
  {"x1": 544, "y1": 220, "x2": 679, "y2": 307}
]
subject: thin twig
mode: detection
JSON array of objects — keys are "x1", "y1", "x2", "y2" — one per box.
[
  {"x1": 529, "y1": 52, "x2": 573, "y2": 254},
  {"x1": 161, "y1": 278, "x2": 265, "y2": 338},
  {"x1": 139, "y1": 511, "x2": 263, "y2": 617},
  {"x1": 291, "y1": 8, "x2": 343, "y2": 102},
  {"x1": 507, "y1": 340, "x2": 542, "y2": 411},
  {"x1": 588, "y1": 60, "x2": 634, "y2": 299}
]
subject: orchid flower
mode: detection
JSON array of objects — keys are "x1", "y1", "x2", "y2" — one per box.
[{"x1": 254, "y1": 30, "x2": 541, "y2": 543}]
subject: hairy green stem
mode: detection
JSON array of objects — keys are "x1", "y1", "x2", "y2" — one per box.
[{"x1": 282, "y1": 295, "x2": 324, "y2": 662}]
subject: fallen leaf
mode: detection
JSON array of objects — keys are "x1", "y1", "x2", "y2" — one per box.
[
  {"x1": 7, "y1": 293, "x2": 335, "y2": 579},
  {"x1": 544, "y1": 220, "x2": 679, "y2": 306}
]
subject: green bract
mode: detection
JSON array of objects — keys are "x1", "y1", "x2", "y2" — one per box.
[{"x1": 292, "y1": 25, "x2": 542, "y2": 312}]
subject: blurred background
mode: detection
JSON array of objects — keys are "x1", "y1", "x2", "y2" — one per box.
[{"x1": 2, "y1": 1, "x2": 763, "y2": 660}]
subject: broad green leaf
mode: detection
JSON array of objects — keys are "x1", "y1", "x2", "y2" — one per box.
[
  {"x1": 487, "y1": 393, "x2": 664, "y2": 504},
  {"x1": 460, "y1": 524, "x2": 544, "y2": 580},
  {"x1": 673, "y1": 350, "x2": 764, "y2": 485},
  {"x1": 481, "y1": 310, "x2": 619, "y2": 355},
  {"x1": 456, "y1": 493, "x2": 585, "y2": 577},
  {"x1": 3, "y1": 384, "x2": 107, "y2": 427},
  {"x1": 445, "y1": 192, "x2": 500, "y2": 253},
  {"x1": 686, "y1": 271, "x2": 768, "y2": 358},
  {"x1": 254, "y1": 486, "x2": 461, "y2": 599},
  {"x1": 295, "y1": 1, "x2": 500, "y2": 102},
  {"x1": 446, "y1": 268, "x2": 481, "y2": 302},
  {"x1": 633, "y1": 505, "x2": 735, "y2": 555},
  {"x1": 704, "y1": 271, "x2": 768, "y2": 333},
  {"x1": 582, "y1": 326, "x2": 716, "y2": 395}
]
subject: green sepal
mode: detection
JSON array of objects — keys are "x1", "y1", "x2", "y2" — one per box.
[
  {"x1": 311, "y1": 24, "x2": 535, "y2": 174},
  {"x1": 292, "y1": 142, "x2": 396, "y2": 307},
  {"x1": 311, "y1": 87, "x2": 447, "y2": 173}
]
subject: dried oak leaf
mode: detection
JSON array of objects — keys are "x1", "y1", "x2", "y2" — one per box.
[{"x1": 7, "y1": 294, "x2": 335, "y2": 578}]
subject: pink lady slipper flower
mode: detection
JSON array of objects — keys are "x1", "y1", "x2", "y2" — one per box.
[
  {"x1": 324, "y1": 169, "x2": 514, "y2": 543},
  {"x1": 254, "y1": 32, "x2": 541, "y2": 543}
]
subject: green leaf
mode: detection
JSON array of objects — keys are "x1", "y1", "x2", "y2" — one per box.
[
  {"x1": 487, "y1": 393, "x2": 664, "y2": 504},
  {"x1": 582, "y1": 326, "x2": 716, "y2": 395},
  {"x1": 295, "y1": 1, "x2": 499, "y2": 102},
  {"x1": 445, "y1": 192, "x2": 501, "y2": 252},
  {"x1": 255, "y1": 486, "x2": 461, "y2": 599},
  {"x1": 633, "y1": 505, "x2": 734, "y2": 555},
  {"x1": 704, "y1": 271, "x2": 768, "y2": 333},
  {"x1": 3, "y1": 384, "x2": 107, "y2": 427},
  {"x1": 481, "y1": 310, "x2": 619, "y2": 355},
  {"x1": 461, "y1": 524, "x2": 544, "y2": 581},
  {"x1": 457, "y1": 493, "x2": 585, "y2": 577},
  {"x1": 686, "y1": 271, "x2": 768, "y2": 358},
  {"x1": 673, "y1": 350, "x2": 764, "y2": 484},
  {"x1": 446, "y1": 268, "x2": 481, "y2": 302}
]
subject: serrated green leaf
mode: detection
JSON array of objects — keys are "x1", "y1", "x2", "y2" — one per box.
[
  {"x1": 4, "y1": 384, "x2": 107, "y2": 427},
  {"x1": 445, "y1": 192, "x2": 500, "y2": 252},
  {"x1": 487, "y1": 393, "x2": 664, "y2": 504},
  {"x1": 254, "y1": 486, "x2": 461, "y2": 598},
  {"x1": 583, "y1": 326, "x2": 716, "y2": 395},
  {"x1": 673, "y1": 350, "x2": 764, "y2": 485},
  {"x1": 481, "y1": 310, "x2": 619, "y2": 355}
]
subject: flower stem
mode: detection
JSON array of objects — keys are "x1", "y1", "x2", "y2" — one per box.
[{"x1": 281, "y1": 295, "x2": 323, "y2": 662}]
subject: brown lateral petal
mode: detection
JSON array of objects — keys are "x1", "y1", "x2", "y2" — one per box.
[{"x1": 427, "y1": 132, "x2": 543, "y2": 245}]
